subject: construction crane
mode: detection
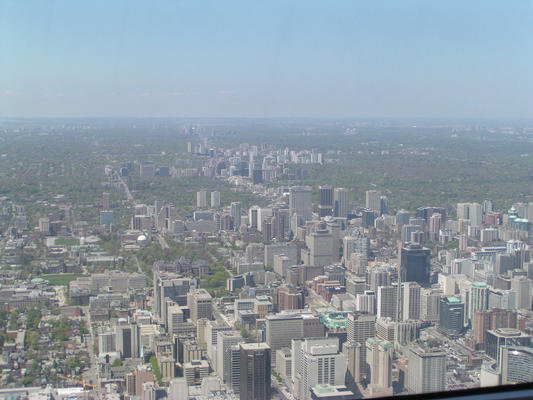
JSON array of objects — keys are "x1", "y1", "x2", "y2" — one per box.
[{"x1": 58, "y1": 375, "x2": 97, "y2": 389}]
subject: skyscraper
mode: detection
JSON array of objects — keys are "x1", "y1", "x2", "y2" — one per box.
[
  {"x1": 439, "y1": 297, "x2": 465, "y2": 336},
  {"x1": 289, "y1": 186, "x2": 313, "y2": 232},
  {"x1": 197, "y1": 190, "x2": 207, "y2": 208},
  {"x1": 399, "y1": 243, "x2": 431, "y2": 286},
  {"x1": 102, "y1": 192, "x2": 110, "y2": 210},
  {"x1": 407, "y1": 345, "x2": 446, "y2": 394},
  {"x1": 318, "y1": 185, "x2": 334, "y2": 218},
  {"x1": 334, "y1": 187, "x2": 349, "y2": 218},
  {"x1": 366, "y1": 338, "x2": 393, "y2": 395},
  {"x1": 291, "y1": 337, "x2": 346, "y2": 400},
  {"x1": 377, "y1": 286, "x2": 398, "y2": 321},
  {"x1": 211, "y1": 191, "x2": 221, "y2": 208},
  {"x1": 365, "y1": 190, "x2": 382, "y2": 215},
  {"x1": 231, "y1": 202, "x2": 242, "y2": 231},
  {"x1": 239, "y1": 343, "x2": 271, "y2": 400},
  {"x1": 501, "y1": 346, "x2": 533, "y2": 384},
  {"x1": 347, "y1": 313, "x2": 376, "y2": 381},
  {"x1": 400, "y1": 282, "x2": 421, "y2": 321}
]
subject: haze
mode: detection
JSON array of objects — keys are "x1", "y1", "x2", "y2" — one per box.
[{"x1": 1, "y1": 0, "x2": 532, "y2": 118}]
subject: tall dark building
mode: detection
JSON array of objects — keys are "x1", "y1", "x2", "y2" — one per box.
[
  {"x1": 415, "y1": 207, "x2": 446, "y2": 223},
  {"x1": 318, "y1": 185, "x2": 334, "y2": 218},
  {"x1": 400, "y1": 243, "x2": 431, "y2": 286},
  {"x1": 239, "y1": 343, "x2": 271, "y2": 400},
  {"x1": 439, "y1": 297, "x2": 464, "y2": 335}
]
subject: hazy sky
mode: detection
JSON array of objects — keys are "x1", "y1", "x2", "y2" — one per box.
[{"x1": 1, "y1": 1, "x2": 532, "y2": 118}]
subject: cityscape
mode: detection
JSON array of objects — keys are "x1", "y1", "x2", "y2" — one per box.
[
  {"x1": 0, "y1": 118, "x2": 533, "y2": 400},
  {"x1": 2, "y1": 1, "x2": 533, "y2": 400}
]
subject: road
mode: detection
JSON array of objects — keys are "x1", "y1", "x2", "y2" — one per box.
[
  {"x1": 155, "y1": 233, "x2": 169, "y2": 249},
  {"x1": 83, "y1": 306, "x2": 101, "y2": 397}
]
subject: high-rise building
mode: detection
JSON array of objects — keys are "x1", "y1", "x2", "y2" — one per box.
[
  {"x1": 407, "y1": 345, "x2": 446, "y2": 394},
  {"x1": 231, "y1": 202, "x2": 242, "y2": 231},
  {"x1": 377, "y1": 286, "x2": 397, "y2": 321},
  {"x1": 439, "y1": 297, "x2": 464, "y2": 336},
  {"x1": 289, "y1": 186, "x2": 313, "y2": 232},
  {"x1": 334, "y1": 188, "x2": 349, "y2": 218},
  {"x1": 102, "y1": 192, "x2": 110, "y2": 210},
  {"x1": 473, "y1": 309, "x2": 517, "y2": 350},
  {"x1": 365, "y1": 190, "x2": 382, "y2": 216},
  {"x1": 211, "y1": 191, "x2": 221, "y2": 208},
  {"x1": 347, "y1": 313, "x2": 375, "y2": 381},
  {"x1": 400, "y1": 282, "x2": 421, "y2": 322},
  {"x1": 291, "y1": 337, "x2": 346, "y2": 400},
  {"x1": 187, "y1": 289, "x2": 213, "y2": 322},
  {"x1": 511, "y1": 276, "x2": 532, "y2": 310},
  {"x1": 501, "y1": 346, "x2": 533, "y2": 384},
  {"x1": 197, "y1": 190, "x2": 207, "y2": 208},
  {"x1": 399, "y1": 243, "x2": 431, "y2": 286},
  {"x1": 266, "y1": 312, "x2": 324, "y2": 367},
  {"x1": 216, "y1": 331, "x2": 243, "y2": 388},
  {"x1": 239, "y1": 343, "x2": 271, "y2": 400},
  {"x1": 318, "y1": 185, "x2": 334, "y2": 218},
  {"x1": 305, "y1": 225, "x2": 334, "y2": 267},
  {"x1": 469, "y1": 281, "x2": 489, "y2": 320},
  {"x1": 486, "y1": 328, "x2": 532, "y2": 363},
  {"x1": 366, "y1": 338, "x2": 393, "y2": 395}
]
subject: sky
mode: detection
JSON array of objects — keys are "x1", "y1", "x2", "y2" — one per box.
[{"x1": 1, "y1": 1, "x2": 532, "y2": 119}]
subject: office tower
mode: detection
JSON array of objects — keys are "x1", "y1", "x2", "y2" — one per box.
[
  {"x1": 380, "y1": 196, "x2": 388, "y2": 216},
  {"x1": 289, "y1": 186, "x2": 313, "y2": 232},
  {"x1": 183, "y1": 360, "x2": 209, "y2": 385},
  {"x1": 116, "y1": 322, "x2": 139, "y2": 359},
  {"x1": 501, "y1": 346, "x2": 533, "y2": 384},
  {"x1": 266, "y1": 312, "x2": 324, "y2": 367},
  {"x1": 439, "y1": 297, "x2": 464, "y2": 335},
  {"x1": 153, "y1": 273, "x2": 193, "y2": 321},
  {"x1": 457, "y1": 203, "x2": 470, "y2": 220},
  {"x1": 205, "y1": 320, "x2": 232, "y2": 361},
  {"x1": 399, "y1": 243, "x2": 431, "y2": 286},
  {"x1": 377, "y1": 286, "x2": 397, "y2": 320},
  {"x1": 407, "y1": 345, "x2": 446, "y2": 394},
  {"x1": 366, "y1": 338, "x2": 393, "y2": 395},
  {"x1": 343, "y1": 340, "x2": 363, "y2": 386},
  {"x1": 291, "y1": 337, "x2": 346, "y2": 400},
  {"x1": 469, "y1": 281, "x2": 489, "y2": 320},
  {"x1": 347, "y1": 313, "x2": 376, "y2": 381},
  {"x1": 102, "y1": 192, "x2": 110, "y2": 210},
  {"x1": 486, "y1": 328, "x2": 533, "y2": 362},
  {"x1": 511, "y1": 276, "x2": 532, "y2": 310},
  {"x1": 100, "y1": 211, "x2": 114, "y2": 231},
  {"x1": 211, "y1": 191, "x2": 220, "y2": 208},
  {"x1": 305, "y1": 225, "x2": 334, "y2": 266},
  {"x1": 216, "y1": 331, "x2": 243, "y2": 386},
  {"x1": 231, "y1": 202, "x2": 242, "y2": 231},
  {"x1": 275, "y1": 286, "x2": 305, "y2": 312},
  {"x1": 357, "y1": 290, "x2": 376, "y2": 315},
  {"x1": 420, "y1": 288, "x2": 441, "y2": 323},
  {"x1": 400, "y1": 282, "x2": 421, "y2": 321},
  {"x1": 140, "y1": 161, "x2": 156, "y2": 178},
  {"x1": 248, "y1": 206, "x2": 259, "y2": 229},
  {"x1": 396, "y1": 209, "x2": 411, "y2": 227},
  {"x1": 429, "y1": 213, "x2": 441, "y2": 241},
  {"x1": 273, "y1": 207, "x2": 290, "y2": 241},
  {"x1": 318, "y1": 185, "x2": 334, "y2": 218},
  {"x1": 197, "y1": 190, "x2": 207, "y2": 208},
  {"x1": 187, "y1": 289, "x2": 213, "y2": 322},
  {"x1": 334, "y1": 188, "x2": 349, "y2": 218},
  {"x1": 473, "y1": 309, "x2": 518, "y2": 350},
  {"x1": 367, "y1": 268, "x2": 391, "y2": 292},
  {"x1": 365, "y1": 190, "x2": 382, "y2": 215},
  {"x1": 239, "y1": 343, "x2": 271, "y2": 400},
  {"x1": 470, "y1": 202, "x2": 483, "y2": 227},
  {"x1": 257, "y1": 207, "x2": 273, "y2": 232}
]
